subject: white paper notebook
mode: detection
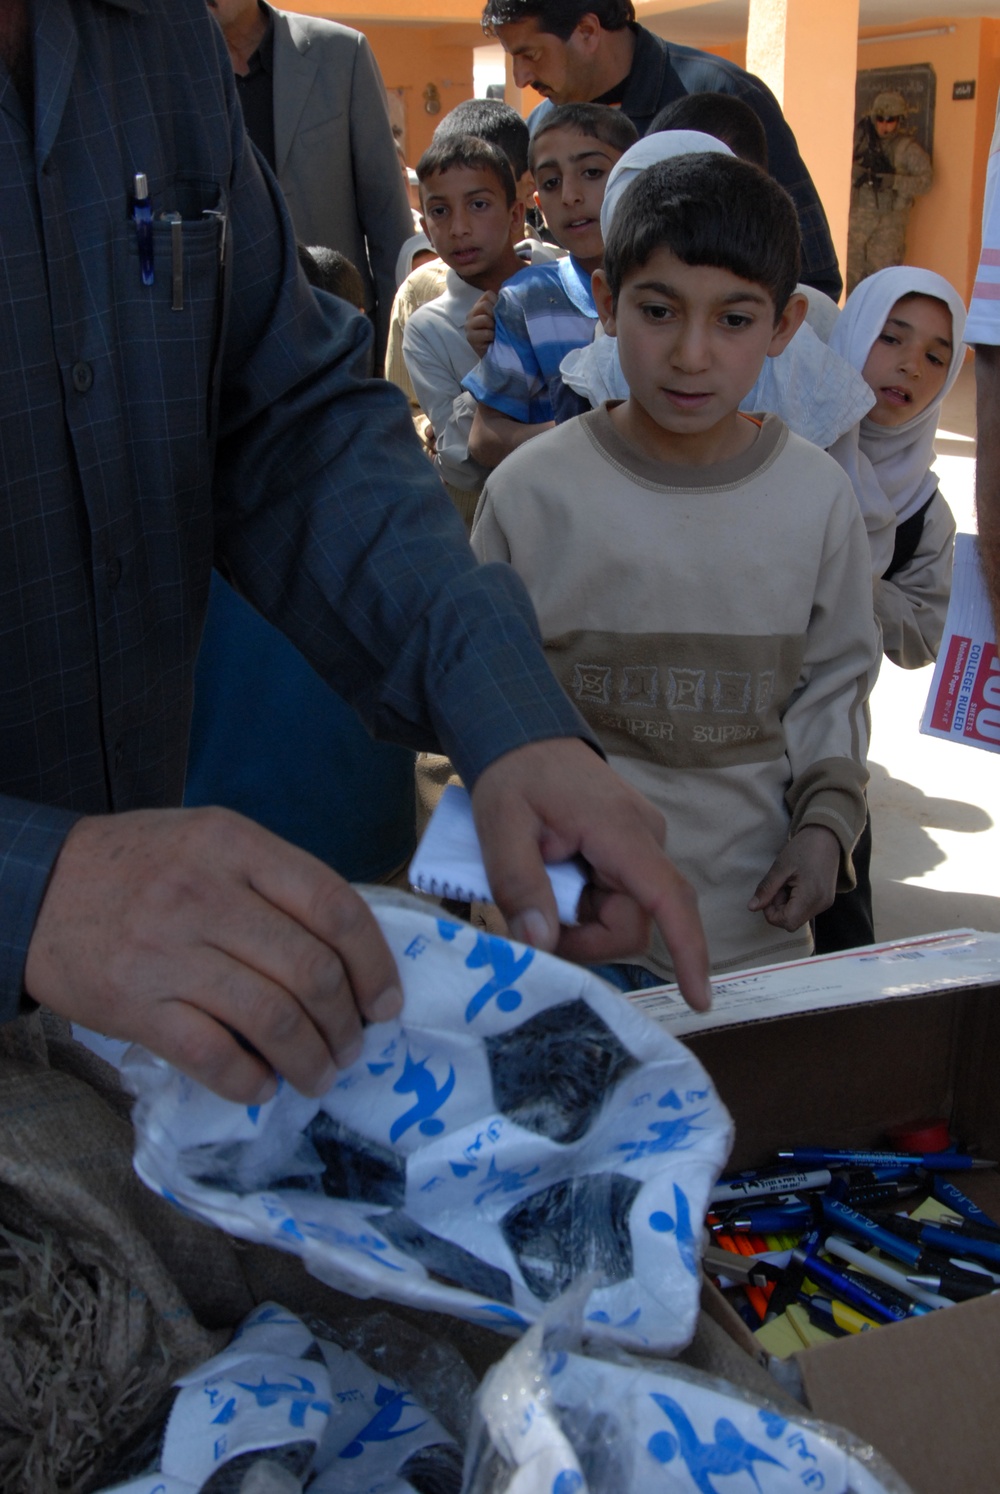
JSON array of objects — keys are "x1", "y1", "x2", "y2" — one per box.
[{"x1": 409, "y1": 783, "x2": 587, "y2": 925}]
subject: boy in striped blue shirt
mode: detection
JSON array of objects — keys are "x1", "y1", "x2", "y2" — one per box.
[{"x1": 464, "y1": 103, "x2": 636, "y2": 469}]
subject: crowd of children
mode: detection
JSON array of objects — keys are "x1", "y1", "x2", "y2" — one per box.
[
  {"x1": 240, "y1": 91, "x2": 966, "y2": 992},
  {"x1": 389, "y1": 90, "x2": 968, "y2": 987}
]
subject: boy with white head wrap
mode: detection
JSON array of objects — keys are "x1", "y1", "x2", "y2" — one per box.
[{"x1": 561, "y1": 132, "x2": 874, "y2": 451}]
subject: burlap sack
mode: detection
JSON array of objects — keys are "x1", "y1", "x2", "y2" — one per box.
[
  {"x1": 0, "y1": 1009, "x2": 792, "y2": 1493},
  {"x1": 0, "y1": 1010, "x2": 254, "y2": 1493}
]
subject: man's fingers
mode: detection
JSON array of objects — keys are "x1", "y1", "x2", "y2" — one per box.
[
  {"x1": 554, "y1": 887, "x2": 650, "y2": 964},
  {"x1": 244, "y1": 834, "x2": 402, "y2": 1030},
  {"x1": 474, "y1": 796, "x2": 561, "y2": 951},
  {"x1": 471, "y1": 740, "x2": 712, "y2": 1012},
  {"x1": 26, "y1": 807, "x2": 404, "y2": 1102},
  {"x1": 565, "y1": 810, "x2": 711, "y2": 1012},
  {"x1": 140, "y1": 998, "x2": 281, "y2": 1106},
  {"x1": 168, "y1": 943, "x2": 359, "y2": 1097},
  {"x1": 645, "y1": 873, "x2": 712, "y2": 1011}
]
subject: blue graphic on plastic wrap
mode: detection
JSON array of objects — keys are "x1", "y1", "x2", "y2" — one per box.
[
  {"x1": 647, "y1": 1395, "x2": 785, "y2": 1492},
  {"x1": 210, "y1": 1397, "x2": 237, "y2": 1425},
  {"x1": 450, "y1": 1160, "x2": 477, "y2": 1179},
  {"x1": 464, "y1": 934, "x2": 534, "y2": 1022},
  {"x1": 339, "y1": 1386, "x2": 427, "y2": 1457},
  {"x1": 649, "y1": 1184, "x2": 699, "y2": 1276},
  {"x1": 616, "y1": 1109, "x2": 708, "y2": 1163},
  {"x1": 227, "y1": 1374, "x2": 331, "y2": 1429},
  {"x1": 474, "y1": 1156, "x2": 541, "y2": 1205},
  {"x1": 478, "y1": 1303, "x2": 530, "y2": 1327},
  {"x1": 246, "y1": 1077, "x2": 283, "y2": 1125},
  {"x1": 297, "y1": 1221, "x2": 406, "y2": 1272},
  {"x1": 389, "y1": 1050, "x2": 456, "y2": 1142},
  {"x1": 279, "y1": 1216, "x2": 306, "y2": 1243},
  {"x1": 368, "y1": 1062, "x2": 394, "y2": 1076},
  {"x1": 236, "y1": 1305, "x2": 300, "y2": 1336},
  {"x1": 404, "y1": 935, "x2": 429, "y2": 959},
  {"x1": 758, "y1": 1411, "x2": 788, "y2": 1440},
  {"x1": 586, "y1": 1306, "x2": 641, "y2": 1328},
  {"x1": 437, "y1": 920, "x2": 462, "y2": 941},
  {"x1": 659, "y1": 1089, "x2": 683, "y2": 1111},
  {"x1": 553, "y1": 1474, "x2": 584, "y2": 1494}
]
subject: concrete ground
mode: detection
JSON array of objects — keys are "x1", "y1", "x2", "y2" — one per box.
[{"x1": 869, "y1": 357, "x2": 1000, "y2": 940}]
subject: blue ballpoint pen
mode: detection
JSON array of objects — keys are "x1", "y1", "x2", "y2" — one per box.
[
  {"x1": 793, "y1": 1248, "x2": 928, "y2": 1323},
  {"x1": 711, "y1": 1204, "x2": 812, "y2": 1234},
  {"x1": 882, "y1": 1215, "x2": 1000, "y2": 1270},
  {"x1": 931, "y1": 1177, "x2": 1000, "y2": 1232},
  {"x1": 133, "y1": 172, "x2": 154, "y2": 286},
  {"x1": 778, "y1": 1148, "x2": 996, "y2": 1171},
  {"x1": 824, "y1": 1233, "x2": 953, "y2": 1310},
  {"x1": 821, "y1": 1197, "x2": 922, "y2": 1269}
]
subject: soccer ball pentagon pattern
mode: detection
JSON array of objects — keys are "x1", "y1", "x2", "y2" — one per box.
[{"x1": 129, "y1": 889, "x2": 733, "y2": 1354}]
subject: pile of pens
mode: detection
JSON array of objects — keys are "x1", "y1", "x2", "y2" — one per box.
[{"x1": 703, "y1": 1145, "x2": 1000, "y2": 1351}]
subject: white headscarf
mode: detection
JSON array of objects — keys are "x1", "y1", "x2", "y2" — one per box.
[
  {"x1": 599, "y1": 131, "x2": 733, "y2": 241},
  {"x1": 829, "y1": 267, "x2": 967, "y2": 524},
  {"x1": 394, "y1": 232, "x2": 434, "y2": 288}
]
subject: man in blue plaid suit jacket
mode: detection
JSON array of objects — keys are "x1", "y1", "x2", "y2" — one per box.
[{"x1": 0, "y1": 0, "x2": 711, "y2": 1103}]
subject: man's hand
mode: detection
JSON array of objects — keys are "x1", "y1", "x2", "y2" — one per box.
[
  {"x1": 24, "y1": 808, "x2": 402, "y2": 1104},
  {"x1": 465, "y1": 290, "x2": 498, "y2": 359},
  {"x1": 748, "y1": 826, "x2": 841, "y2": 932},
  {"x1": 470, "y1": 739, "x2": 711, "y2": 1012}
]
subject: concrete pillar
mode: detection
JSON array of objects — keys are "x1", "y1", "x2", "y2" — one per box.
[{"x1": 747, "y1": 0, "x2": 860, "y2": 297}]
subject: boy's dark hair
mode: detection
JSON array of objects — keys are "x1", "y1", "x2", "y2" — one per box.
[
  {"x1": 297, "y1": 243, "x2": 367, "y2": 308},
  {"x1": 647, "y1": 93, "x2": 768, "y2": 170},
  {"x1": 433, "y1": 98, "x2": 530, "y2": 180},
  {"x1": 416, "y1": 135, "x2": 517, "y2": 207},
  {"x1": 603, "y1": 153, "x2": 800, "y2": 316},
  {"x1": 528, "y1": 102, "x2": 638, "y2": 172},
  {"x1": 482, "y1": 0, "x2": 634, "y2": 39}
]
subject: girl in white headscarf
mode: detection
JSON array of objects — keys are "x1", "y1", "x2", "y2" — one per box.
[{"x1": 829, "y1": 266, "x2": 967, "y2": 668}]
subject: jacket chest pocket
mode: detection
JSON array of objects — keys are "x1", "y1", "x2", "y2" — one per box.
[{"x1": 118, "y1": 178, "x2": 229, "y2": 445}]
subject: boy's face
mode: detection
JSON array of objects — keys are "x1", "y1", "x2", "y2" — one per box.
[
  {"x1": 420, "y1": 166, "x2": 524, "y2": 290},
  {"x1": 531, "y1": 127, "x2": 622, "y2": 272},
  {"x1": 861, "y1": 294, "x2": 952, "y2": 427},
  {"x1": 593, "y1": 248, "x2": 805, "y2": 465}
]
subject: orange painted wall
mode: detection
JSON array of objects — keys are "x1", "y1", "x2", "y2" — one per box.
[
  {"x1": 341, "y1": 19, "x2": 481, "y2": 161},
  {"x1": 856, "y1": 17, "x2": 1000, "y2": 303},
  {"x1": 703, "y1": 41, "x2": 745, "y2": 68}
]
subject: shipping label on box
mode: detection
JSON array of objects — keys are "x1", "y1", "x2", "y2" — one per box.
[{"x1": 630, "y1": 928, "x2": 1000, "y2": 1037}]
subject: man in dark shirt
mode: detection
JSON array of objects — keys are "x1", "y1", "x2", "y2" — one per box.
[{"x1": 482, "y1": 0, "x2": 843, "y2": 300}]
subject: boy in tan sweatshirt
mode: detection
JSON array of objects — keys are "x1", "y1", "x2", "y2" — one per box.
[{"x1": 472, "y1": 154, "x2": 879, "y2": 985}]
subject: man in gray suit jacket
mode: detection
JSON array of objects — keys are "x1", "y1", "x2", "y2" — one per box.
[{"x1": 209, "y1": 0, "x2": 412, "y2": 362}]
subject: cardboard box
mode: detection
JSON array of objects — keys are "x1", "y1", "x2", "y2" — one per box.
[{"x1": 632, "y1": 930, "x2": 1000, "y2": 1494}]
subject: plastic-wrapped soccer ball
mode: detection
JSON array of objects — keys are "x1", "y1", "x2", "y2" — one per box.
[{"x1": 129, "y1": 889, "x2": 732, "y2": 1355}]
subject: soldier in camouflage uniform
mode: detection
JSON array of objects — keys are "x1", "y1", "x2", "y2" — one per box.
[{"x1": 847, "y1": 90, "x2": 933, "y2": 294}]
